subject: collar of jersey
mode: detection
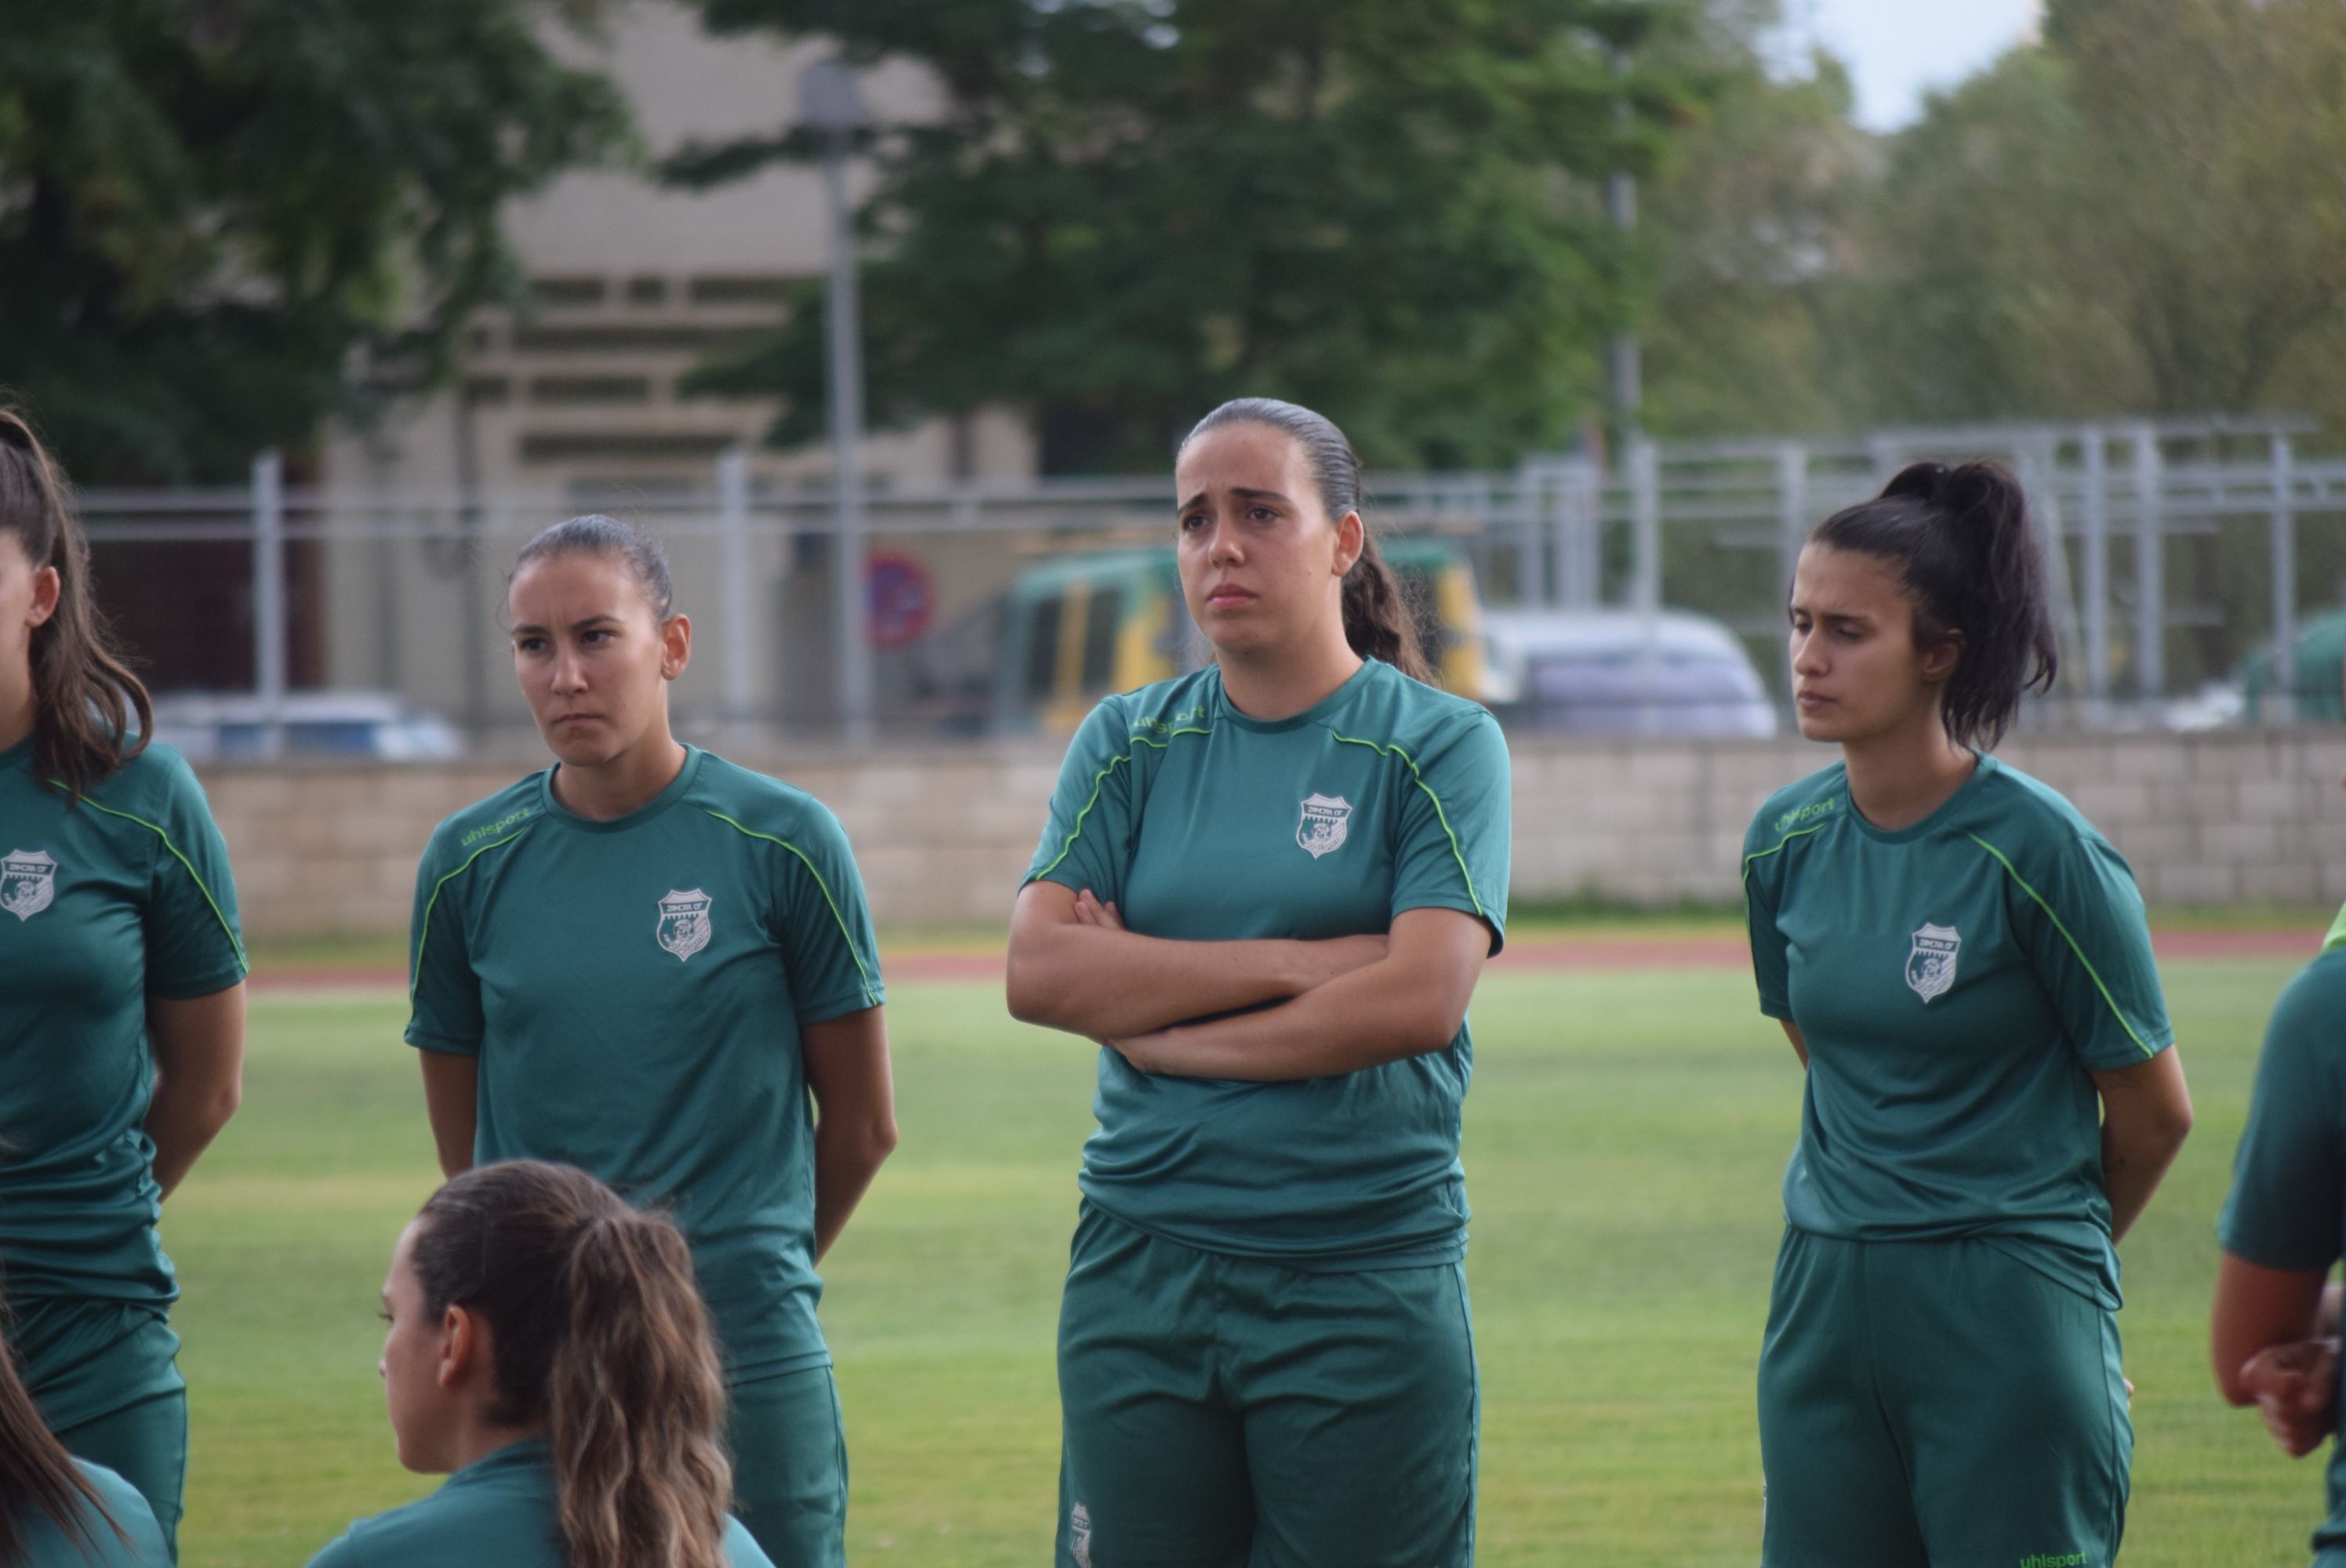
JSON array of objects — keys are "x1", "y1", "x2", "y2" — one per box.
[
  {"x1": 1211, "y1": 657, "x2": 1381, "y2": 734},
  {"x1": 537, "y1": 744, "x2": 704, "y2": 833},
  {"x1": 445, "y1": 1436, "x2": 551, "y2": 1490},
  {"x1": 1843, "y1": 750, "x2": 1998, "y2": 844}
]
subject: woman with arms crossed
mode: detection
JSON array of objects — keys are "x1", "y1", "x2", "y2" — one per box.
[
  {"x1": 307, "y1": 1161, "x2": 772, "y2": 1568},
  {"x1": 1743, "y1": 461, "x2": 2193, "y2": 1567},
  {"x1": 404, "y1": 517, "x2": 895, "y2": 1566},
  {"x1": 0, "y1": 410, "x2": 245, "y2": 1557},
  {"x1": 1008, "y1": 398, "x2": 1509, "y2": 1568}
]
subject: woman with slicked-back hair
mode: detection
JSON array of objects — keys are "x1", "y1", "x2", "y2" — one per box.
[
  {"x1": 1740, "y1": 460, "x2": 2195, "y2": 1566},
  {"x1": 0, "y1": 408, "x2": 247, "y2": 1558},
  {"x1": 1007, "y1": 397, "x2": 1510, "y2": 1566},
  {"x1": 306, "y1": 1161, "x2": 773, "y2": 1568},
  {"x1": 404, "y1": 516, "x2": 895, "y2": 1565}
]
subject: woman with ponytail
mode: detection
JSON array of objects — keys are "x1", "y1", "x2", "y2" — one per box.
[
  {"x1": 308, "y1": 1161, "x2": 772, "y2": 1568},
  {"x1": 1741, "y1": 460, "x2": 2195, "y2": 1566},
  {"x1": 0, "y1": 408, "x2": 246, "y2": 1557},
  {"x1": 1006, "y1": 397, "x2": 1509, "y2": 1566}
]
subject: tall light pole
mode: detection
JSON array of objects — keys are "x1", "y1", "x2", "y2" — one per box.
[{"x1": 801, "y1": 59, "x2": 873, "y2": 742}]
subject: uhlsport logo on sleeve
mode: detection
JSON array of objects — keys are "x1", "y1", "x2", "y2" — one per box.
[
  {"x1": 655, "y1": 887, "x2": 714, "y2": 961},
  {"x1": 1905, "y1": 922, "x2": 1960, "y2": 1003},
  {"x1": 1, "y1": 848, "x2": 56, "y2": 922},
  {"x1": 1296, "y1": 793, "x2": 1352, "y2": 859}
]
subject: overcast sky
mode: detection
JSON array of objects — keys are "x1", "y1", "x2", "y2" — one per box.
[{"x1": 1786, "y1": 0, "x2": 2045, "y2": 132}]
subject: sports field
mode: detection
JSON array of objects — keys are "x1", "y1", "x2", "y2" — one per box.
[{"x1": 166, "y1": 935, "x2": 2324, "y2": 1567}]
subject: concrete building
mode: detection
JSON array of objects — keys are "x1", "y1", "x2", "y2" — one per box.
[{"x1": 314, "y1": 2, "x2": 1037, "y2": 735}]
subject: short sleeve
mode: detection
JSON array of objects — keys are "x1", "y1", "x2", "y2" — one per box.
[
  {"x1": 724, "y1": 1516, "x2": 779, "y2": 1566},
  {"x1": 140, "y1": 753, "x2": 247, "y2": 999},
  {"x1": 772, "y1": 801, "x2": 884, "y2": 1024},
  {"x1": 1741, "y1": 812, "x2": 1792, "y2": 1021},
  {"x1": 1023, "y1": 697, "x2": 1139, "y2": 906},
  {"x1": 302, "y1": 1531, "x2": 361, "y2": 1568},
  {"x1": 2007, "y1": 833, "x2": 2173, "y2": 1072},
  {"x1": 405, "y1": 829, "x2": 485, "y2": 1056},
  {"x1": 2218, "y1": 961, "x2": 2346, "y2": 1272},
  {"x1": 1389, "y1": 712, "x2": 1509, "y2": 953}
]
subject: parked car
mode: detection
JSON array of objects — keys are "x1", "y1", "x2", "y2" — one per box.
[
  {"x1": 991, "y1": 541, "x2": 1487, "y2": 731},
  {"x1": 2239, "y1": 610, "x2": 2346, "y2": 723},
  {"x1": 151, "y1": 692, "x2": 464, "y2": 760},
  {"x1": 1479, "y1": 608, "x2": 1780, "y2": 737}
]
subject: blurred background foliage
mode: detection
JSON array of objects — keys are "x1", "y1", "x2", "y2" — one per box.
[{"x1": 9, "y1": 0, "x2": 2346, "y2": 481}]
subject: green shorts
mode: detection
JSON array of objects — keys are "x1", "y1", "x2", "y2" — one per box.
[
  {"x1": 1758, "y1": 1229, "x2": 2130, "y2": 1568},
  {"x1": 11, "y1": 1298, "x2": 187, "y2": 1560},
  {"x1": 1056, "y1": 1203, "x2": 1476, "y2": 1568},
  {"x1": 728, "y1": 1363, "x2": 848, "y2": 1568}
]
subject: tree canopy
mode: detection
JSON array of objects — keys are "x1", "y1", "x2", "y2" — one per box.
[
  {"x1": 0, "y1": 1, "x2": 626, "y2": 482},
  {"x1": 674, "y1": 0, "x2": 1698, "y2": 472}
]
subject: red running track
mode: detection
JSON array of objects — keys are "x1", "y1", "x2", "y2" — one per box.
[{"x1": 249, "y1": 925, "x2": 2322, "y2": 992}]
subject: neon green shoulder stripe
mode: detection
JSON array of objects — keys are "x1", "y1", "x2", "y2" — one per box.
[
  {"x1": 1740, "y1": 821, "x2": 1830, "y2": 887},
  {"x1": 411, "y1": 826, "x2": 534, "y2": 1000},
  {"x1": 1030, "y1": 725, "x2": 1211, "y2": 883},
  {"x1": 1324, "y1": 730, "x2": 1487, "y2": 921},
  {"x1": 71, "y1": 794, "x2": 249, "y2": 977},
  {"x1": 703, "y1": 810, "x2": 881, "y2": 1010},
  {"x1": 1968, "y1": 832, "x2": 2158, "y2": 1060}
]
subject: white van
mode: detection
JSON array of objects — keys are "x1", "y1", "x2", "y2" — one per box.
[{"x1": 1480, "y1": 608, "x2": 1779, "y2": 737}]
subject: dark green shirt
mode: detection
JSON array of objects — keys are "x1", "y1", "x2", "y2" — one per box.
[
  {"x1": 17, "y1": 1461, "x2": 170, "y2": 1568},
  {"x1": 2216, "y1": 903, "x2": 2346, "y2": 1555},
  {"x1": 405, "y1": 748, "x2": 884, "y2": 1381},
  {"x1": 1025, "y1": 659, "x2": 1511, "y2": 1268},
  {"x1": 1741, "y1": 754, "x2": 2172, "y2": 1308},
  {"x1": 303, "y1": 1439, "x2": 773, "y2": 1568},
  {"x1": 0, "y1": 736, "x2": 245, "y2": 1316}
]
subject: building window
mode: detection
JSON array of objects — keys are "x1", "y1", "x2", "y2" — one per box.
[
  {"x1": 688, "y1": 274, "x2": 792, "y2": 306},
  {"x1": 528, "y1": 375, "x2": 655, "y2": 405},
  {"x1": 520, "y1": 432, "x2": 739, "y2": 463},
  {"x1": 531, "y1": 276, "x2": 608, "y2": 307}
]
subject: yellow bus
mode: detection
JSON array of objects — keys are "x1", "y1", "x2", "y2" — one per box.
[{"x1": 994, "y1": 542, "x2": 1486, "y2": 731}]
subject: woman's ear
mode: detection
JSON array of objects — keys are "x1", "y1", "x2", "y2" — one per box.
[
  {"x1": 438, "y1": 1304, "x2": 478, "y2": 1392},
  {"x1": 27, "y1": 564, "x2": 58, "y2": 629},
  {"x1": 1331, "y1": 510, "x2": 1365, "y2": 579},
  {"x1": 1919, "y1": 630, "x2": 1963, "y2": 686},
  {"x1": 659, "y1": 612, "x2": 693, "y2": 682}
]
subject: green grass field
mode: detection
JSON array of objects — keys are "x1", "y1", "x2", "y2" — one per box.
[{"x1": 165, "y1": 955, "x2": 2325, "y2": 1566}]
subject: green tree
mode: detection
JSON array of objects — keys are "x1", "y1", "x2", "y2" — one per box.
[
  {"x1": 1850, "y1": 0, "x2": 2346, "y2": 426},
  {"x1": 673, "y1": 0, "x2": 1699, "y2": 472},
  {"x1": 0, "y1": 2, "x2": 626, "y2": 482}
]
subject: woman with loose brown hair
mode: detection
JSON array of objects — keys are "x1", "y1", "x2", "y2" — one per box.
[
  {"x1": 0, "y1": 407, "x2": 247, "y2": 1557},
  {"x1": 307, "y1": 1161, "x2": 773, "y2": 1568},
  {"x1": 2, "y1": 1263, "x2": 172, "y2": 1568},
  {"x1": 1006, "y1": 397, "x2": 1510, "y2": 1566}
]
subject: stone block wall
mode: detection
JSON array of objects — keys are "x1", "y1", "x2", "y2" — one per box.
[{"x1": 198, "y1": 728, "x2": 2344, "y2": 940}]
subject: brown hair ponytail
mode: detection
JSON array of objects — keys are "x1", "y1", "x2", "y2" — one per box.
[
  {"x1": 0, "y1": 408, "x2": 153, "y2": 799},
  {"x1": 1179, "y1": 397, "x2": 1434, "y2": 684},
  {"x1": 410, "y1": 1163, "x2": 733, "y2": 1568},
  {"x1": 2, "y1": 1291, "x2": 125, "y2": 1560}
]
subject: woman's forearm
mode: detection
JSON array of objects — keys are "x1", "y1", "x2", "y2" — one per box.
[
  {"x1": 144, "y1": 986, "x2": 246, "y2": 1197},
  {"x1": 1117, "y1": 909, "x2": 1491, "y2": 1082},
  {"x1": 1007, "y1": 887, "x2": 1382, "y2": 1039},
  {"x1": 2094, "y1": 1047, "x2": 2194, "y2": 1243}
]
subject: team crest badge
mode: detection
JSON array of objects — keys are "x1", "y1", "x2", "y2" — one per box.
[
  {"x1": 0, "y1": 849, "x2": 56, "y2": 922},
  {"x1": 1296, "y1": 793, "x2": 1351, "y2": 859},
  {"x1": 1905, "y1": 923, "x2": 1960, "y2": 1003},
  {"x1": 655, "y1": 887, "x2": 713, "y2": 962}
]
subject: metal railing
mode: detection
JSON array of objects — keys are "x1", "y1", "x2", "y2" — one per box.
[{"x1": 77, "y1": 416, "x2": 2334, "y2": 748}]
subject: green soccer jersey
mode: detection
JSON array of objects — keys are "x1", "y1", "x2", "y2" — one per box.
[
  {"x1": 18, "y1": 1461, "x2": 172, "y2": 1568},
  {"x1": 1741, "y1": 754, "x2": 2172, "y2": 1308},
  {"x1": 2216, "y1": 905, "x2": 2346, "y2": 1558},
  {"x1": 304, "y1": 1439, "x2": 774, "y2": 1568},
  {"x1": 0, "y1": 735, "x2": 245, "y2": 1312},
  {"x1": 1025, "y1": 658, "x2": 1510, "y2": 1268},
  {"x1": 405, "y1": 746, "x2": 884, "y2": 1381}
]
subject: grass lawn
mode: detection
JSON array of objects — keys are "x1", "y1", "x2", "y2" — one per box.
[{"x1": 167, "y1": 956, "x2": 2322, "y2": 1566}]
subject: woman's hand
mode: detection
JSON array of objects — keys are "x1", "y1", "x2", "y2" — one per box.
[{"x1": 2237, "y1": 1339, "x2": 2341, "y2": 1457}]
